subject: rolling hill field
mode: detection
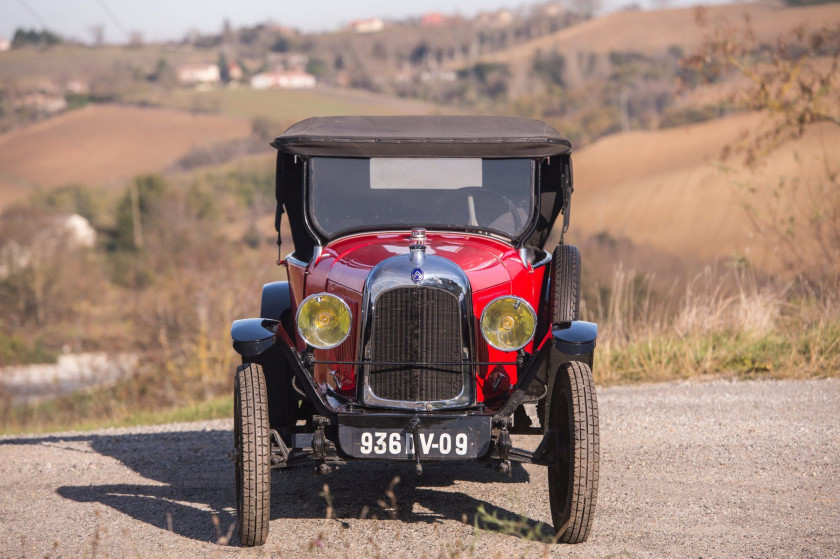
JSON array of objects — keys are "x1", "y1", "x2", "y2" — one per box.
[
  {"x1": 481, "y1": 2, "x2": 840, "y2": 63},
  {"x1": 0, "y1": 86, "x2": 442, "y2": 209},
  {"x1": 0, "y1": 104, "x2": 250, "y2": 207},
  {"x1": 561, "y1": 113, "x2": 840, "y2": 270},
  {"x1": 125, "y1": 85, "x2": 445, "y2": 121},
  {"x1": 469, "y1": 1, "x2": 840, "y2": 96}
]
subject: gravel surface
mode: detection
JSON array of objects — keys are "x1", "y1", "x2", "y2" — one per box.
[{"x1": 1, "y1": 378, "x2": 838, "y2": 558}]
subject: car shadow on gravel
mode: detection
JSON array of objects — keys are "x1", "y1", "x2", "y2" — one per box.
[{"x1": 7, "y1": 429, "x2": 553, "y2": 545}]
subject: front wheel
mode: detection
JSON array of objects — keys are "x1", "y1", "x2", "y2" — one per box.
[
  {"x1": 548, "y1": 360, "x2": 599, "y2": 543},
  {"x1": 234, "y1": 363, "x2": 271, "y2": 546}
]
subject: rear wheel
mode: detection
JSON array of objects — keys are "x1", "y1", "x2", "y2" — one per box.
[
  {"x1": 547, "y1": 360, "x2": 599, "y2": 543},
  {"x1": 550, "y1": 244, "x2": 581, "y2": 323},
  {"x1": 234, "y1": 363, "x2": 271, "y2": 546},
  {"x1": 539, "y1": 244, "x2": 583, "y2": 430}
]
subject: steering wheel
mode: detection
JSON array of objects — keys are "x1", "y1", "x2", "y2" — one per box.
[{"x1": 431, "y1": 187, "x2": 524, "y2": 233}]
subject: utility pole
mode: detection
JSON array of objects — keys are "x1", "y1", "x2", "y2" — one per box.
[
  {"x1": 619, "y1": 89, "x2": 630, "y2": 133},
  {"x1": 130, "y1": 181, "x2": 143, "y2": 249}
]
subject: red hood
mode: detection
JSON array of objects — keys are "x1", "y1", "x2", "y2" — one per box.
[
  {"x1": 291, "y1": 230, "x2": 549, "y2": 406},
  {"x1": 310, "y1": 231, "x2": 525, "y2": 294}
]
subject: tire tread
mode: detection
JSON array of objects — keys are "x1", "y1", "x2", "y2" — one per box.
[
  {"x1": 552, "y1": 360, "x2": 599, "y2": 543},
  {"x1": 551, "y1": 245, "x2": 581, "y2": 323},
  {"x1": 235, "y1": 363, "x2": 271, "y2": 546}
]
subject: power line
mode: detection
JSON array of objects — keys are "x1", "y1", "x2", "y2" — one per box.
[
  {"x1": 17, "y1": 0, "x2": 51, "y2": 30},
  {"x1": 94, "y1": 0, "x2": 132, "y2": 39}
]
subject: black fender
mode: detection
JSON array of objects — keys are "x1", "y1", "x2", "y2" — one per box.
[
  {"x1": 494, "y1": 321, "x2": 597, "y2": 421},
  {"x1": 260, "y1": 281, "x2": 292, "y2": 321},
  {"x1": 231, "y1": 318, "x2": 279, "y2": 358},
  {"x1": 552, "y1": 320, "x2": 597, "y2": 355},
  {"x1": 231, "y1": 317, "x2": 337, "y2": 419}
]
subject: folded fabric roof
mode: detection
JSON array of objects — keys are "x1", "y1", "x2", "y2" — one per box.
[{"x1": 271, "y1": 115, "x2": 571, "y2": 158}]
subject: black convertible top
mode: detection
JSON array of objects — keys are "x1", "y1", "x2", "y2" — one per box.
[{"x1": 272, "y1": 115, "x2": 571, "y2": 158}]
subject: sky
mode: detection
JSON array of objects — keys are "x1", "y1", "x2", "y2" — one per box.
[{"x1": 1, "y1": 0, "x2": 733, "y2": 43}]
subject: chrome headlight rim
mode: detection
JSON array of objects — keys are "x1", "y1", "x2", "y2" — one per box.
[
  {"x1": 479, "y1": 295, "x2": 537, "y2": 352},
  {"x1": 295, "y1": 292, "x2": 352, "y2": 350}
]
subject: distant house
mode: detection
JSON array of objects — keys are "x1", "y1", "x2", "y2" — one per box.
[
  {"x1": 250, "y1": 70, "x2": 316, "y2": 90},
  {"x1": 272, "y1": 53, "x2": 309, "y2": 69},
  {"x1": 421, "y1": 13, "x2": 447, "y2": 26},
  {"x1": 539, "y1": 3, "x2": 567, "y2": 17},
  {"x1": 476, "y1": 9, "x2": 515, "y2": 28},
  {"x1": 65, "y1": 80, "x2": 89, "y2": 94},
  {"x1": 420, "y1": 70, "x2": 457, "y2": 83},
  {"x1": 0, "y1": 38, "x2": 10, "y2": 52},
  {"x1": 349, "y1": 18, "x2": 385, "y2": 33},
  {"x1": 227, "y1": 63, "x2": 243, "y2": 81},
  {"x1": 177, "y1": 63, "x2": 221, "y2": 85},
  {"x1": 12, "y1": 93, "x2": 67, "y2": 115},
  {"x1": 0, "y1": 214, "x2": 95, "y2": 279}
]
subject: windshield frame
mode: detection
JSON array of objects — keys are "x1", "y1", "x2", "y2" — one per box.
[{"x1": 304, "y1": 156, "x2": 540, "y2": 245}]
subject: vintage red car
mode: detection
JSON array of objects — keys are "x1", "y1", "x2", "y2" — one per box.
[{"x1": 230, "y1": 115, "x2": 599, "y2": 546}]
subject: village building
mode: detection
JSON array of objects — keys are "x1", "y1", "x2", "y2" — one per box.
[
  {"x1": 349, "y1": 18, "x2": 385, "y2": 33},
  {"x1": 250, "y1": 70, "x2": 316, "y2": 90},
  {"x1": 227, "y1": 63, "x2": 243, "y2": 81},
  {"x1": 177, "y1": 63, "x2": 221, "y2": 85},
  {"x1": 12, "y1": 93, "x2": 67, "y2": 115}
]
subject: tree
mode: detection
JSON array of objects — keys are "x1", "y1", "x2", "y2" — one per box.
[
  {"x1": 218, "y1": 52, "x2": 231, "y2": 83},
  {"x1": 572, "y1": 0, "x2": 601, "y2": 19},
  {"x1": 11, "y1": 28, "x2": 62, "y2": 48},
  {"x1": 681, "y1": 9, "x2": 839, "y2": 163},
  {"x1": 0, "y1": 208, "x2": 100, "y2": 326},
  {"x1": 681, "y1": 9, "x2": 840, "y2": 285},
  {"x1": 88, "y1": 24, "x2": 105, "y2": 47}
]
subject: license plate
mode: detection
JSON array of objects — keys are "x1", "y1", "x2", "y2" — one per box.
[
  {"x1": 337, "y1": 415, "x2": 491, "y2": 460},
  {"x1": 357, "y1": 429, "x2": 471, "y2": 458}
]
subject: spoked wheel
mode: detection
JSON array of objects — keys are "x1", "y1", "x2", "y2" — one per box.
[
  {"x1": 234, "y1": 363, "x2": 271, "y2": 547},
  {"x1": 547, "y1": 360, "x2": 599, "y2": 543}
]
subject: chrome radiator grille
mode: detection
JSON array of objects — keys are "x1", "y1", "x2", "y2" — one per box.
[{"x1": 368, "y1": 287, "x2": 464, "y2": 402}]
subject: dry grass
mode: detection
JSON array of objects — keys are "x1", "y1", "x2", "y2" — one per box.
[{"x1": 587, "y1": 266, "x2": 840, "y2": 386}]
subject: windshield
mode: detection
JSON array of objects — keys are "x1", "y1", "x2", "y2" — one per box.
[{"x1": 309, "y1": 157, "x2": 533, "y2": 239}]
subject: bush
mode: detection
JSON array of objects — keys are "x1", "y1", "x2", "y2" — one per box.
[
  {"x1": 532, "y1": 49, "x2": 566, "y2": 87},
  {"x1": 0, "y1": 332, "x2": 57, "y2": 367},
  {"x1": 659, "y1": 105, "x2": 724, "y2": 129}
]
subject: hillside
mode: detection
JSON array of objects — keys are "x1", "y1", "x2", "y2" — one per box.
[
  {"x1": 563, "y1": 113, "x2": 840, "y2": 270},
  {"x1": 0, "y1": 86, "x2": 443, "y2": 209},
  {"x1": 481, "y1": 2, "x2": 840, "y2": 63},
  {"x1": 125, "y1": 84, "x2": 445, "y2": 121},
  {"x1": 0, "y1": 104, "x2": 250, "y2": 208}
]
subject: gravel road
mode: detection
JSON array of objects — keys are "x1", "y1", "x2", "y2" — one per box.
[{"x1": 1, "y1": 378, "x2": 838, "y2": 558}]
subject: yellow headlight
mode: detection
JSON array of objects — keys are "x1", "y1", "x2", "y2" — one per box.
[
  {"x1": 480, "y1": 296, "x2": 537, "y2": 352},
  {"x1": 296, "y1": 293, "x2": 352, "y2": 349}
]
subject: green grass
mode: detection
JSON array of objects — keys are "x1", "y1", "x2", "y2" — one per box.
[
  {"x1": 0, "y1": 332, "x2": 58, "y2": 367},
  {"x1": 0, "y1": 44, "x2": 212, "y2": 84},
  {"x1": 125, "y1": 85, "x2": 438, "y2": 122},
  {"x1": 0, "y1": 394, "x2": 232, "y2": 436}
]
